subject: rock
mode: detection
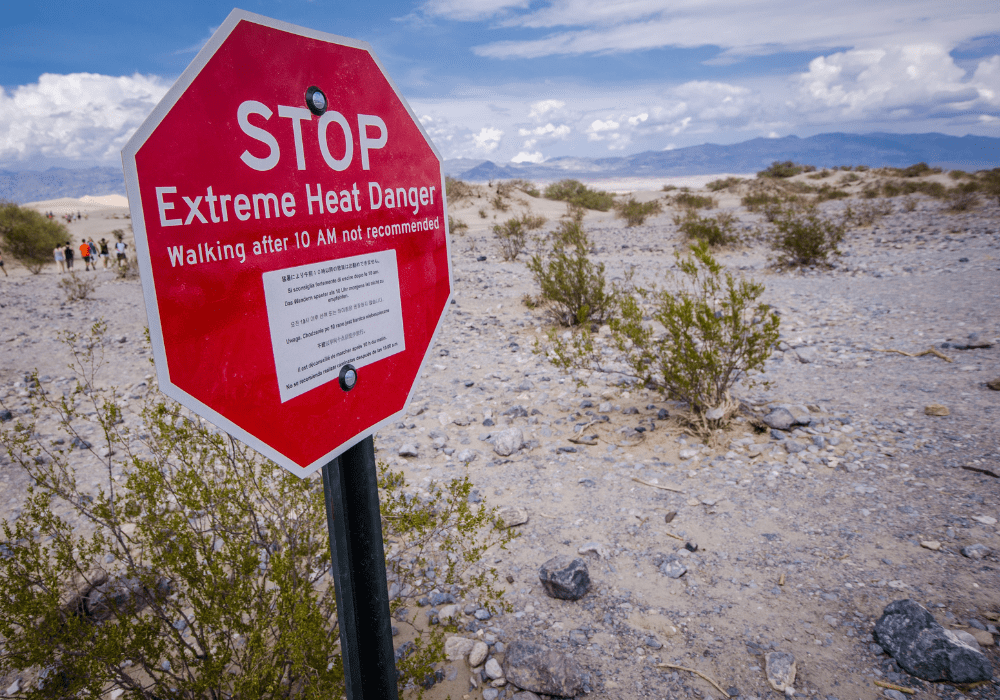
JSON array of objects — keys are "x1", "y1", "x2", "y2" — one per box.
[
  {"x1": 924, "y1": 404, "x2": 950, "y2": 417},
  {"x1": 445, "y1": 636, "x2": 476, "y2": 661},
  {"x1": 884, "y1": 690, "x2": 908, "y2": 700},
  {"x1": 398, "y1": 444, "x2": 419, "y2": 457},
  {"x1": 569, "y1": 629, "x2": 588, "y2": 645},
  {"x1": 705, "y1": 406, "x2": 725, "y2": 421},
  {"x1": 6, "y1": 679, "x2": 20, "y2": 695},
  {"x1": 493, "y1": 428, "x2": 524, "y2": 457},
  {"x1": 794, "y1": 346, "x2": 819, "y2": 363},
  {"x1": 495, "y1": 505, "x2": 529, "y2": 527},
  {"x1": 764, "y1": 651, "x2": 797, "y2": 692},
  {"x1": 970, "y1": 629, "x2": 995, "y2": 647},
  {"x1": 953, "y1": 630, "x2": 983, "y2": 652},
  {"x1": 961, "y1": 544, "x2": 990, "y2": 559},
  {"x1": 972, "y1": 515, "x2": 997, "y2": 525},
  {"x1": 474, "y1": 608, "x2": 491, "y2": 620},
  {"x1": 577, "y1": 542, "x2": 608, "y2": 559},
  {"x1": 763, "y1": 408, "x2": 796, "y2": 431},
  {"x1": 485, "y1": 657, "x2": 504, "y2": 679},
  {"x1": 966, "y1": 332, "x2": 993, "y2": 349},
  {"x1": 511, "y1": 692, "x2": 542, "y2": 700},
  {"x1": 784, "y1": 440, "x2": 807, "y2": 454},
  {"x1": 482, "y1": 688, "x2": 499, "y2": 700},
  {"x1": 439, "y1": 604, "x2": 459, "y2": 622},
  {"x1": 456, "y1": 449, "x2": 477, "y2": 464},
  {"x1": 659, "y1": 561, "x2": 687, "y2": 579},
  {"x1": 502, "y1": 640, "x2": 585, "y2": 697},
  {"x1": 873, "y1": 599, "x2": 993, "y2": 683},
  {"x1": 538, "y1": 556, "x2": 590, "y2": 600},
  {"x1": 0, "y1": 409, "x2": 13, "y2": 423},
  {"x1": 469, "y1": 640, "x2": 489, "y2": 667},
  {"x1": 987, "y1": 377, "x2": 1000, "y2": 391},
  {"x1": 920, "y1": 541, "x2": 941, "y2": 551}
]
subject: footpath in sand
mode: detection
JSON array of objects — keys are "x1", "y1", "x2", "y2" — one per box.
[{"x1": 1, "y1": 175, "x2": 999, "y2": 699}]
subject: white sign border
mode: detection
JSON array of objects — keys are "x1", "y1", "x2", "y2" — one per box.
[{"x1": 121, "y1": 8, "x2": 453, "y2": 478}]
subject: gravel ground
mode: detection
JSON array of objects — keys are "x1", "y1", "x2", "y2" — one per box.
[{"x1": 1, "y1": 178, "x2": 998, "y2": 699}]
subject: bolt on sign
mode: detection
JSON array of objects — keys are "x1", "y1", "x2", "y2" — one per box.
[{"x1": 122, "y1": 9, "x2": 452, "y2": 476}]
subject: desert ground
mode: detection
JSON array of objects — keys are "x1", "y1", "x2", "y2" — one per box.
[{"x1": 1, "y1": 169, "x2": 999, "y2": 699}]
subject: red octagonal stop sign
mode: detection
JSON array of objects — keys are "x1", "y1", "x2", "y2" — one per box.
[{"x1": 123, "y1": 10, "x2": 451, "y2": 477}]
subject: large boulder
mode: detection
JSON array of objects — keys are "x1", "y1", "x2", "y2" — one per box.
[
  {"x1": 874, "y1": 599, "x2": 993, "y2": 683},
  {"x1": 502, "y1": 640, "x2": 585, "y2": 697},
  {"x1": 539, "y1": 555, "x2": 590, "y2": 600}
]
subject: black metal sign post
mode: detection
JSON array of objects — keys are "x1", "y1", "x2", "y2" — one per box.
[{"x1": 322, "y1": 430, "x2": 400, "y2": 700}]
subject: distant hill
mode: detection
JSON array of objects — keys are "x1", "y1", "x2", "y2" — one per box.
[
  {"x1": 3, "y1": 132, "x2": 998, "y2": 201},
  {"x1": 446, "y1": 132, "x2": 1000, "y2": 182},
  {"x1": 0, "y1": 167, "x2": 125, "y2": 204}
]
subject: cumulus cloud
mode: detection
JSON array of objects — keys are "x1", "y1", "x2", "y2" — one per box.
[
  {"x1": 472, "y1": 126, "x2": 504, "y2": 152},
  {"x1": 528, "y1": 99, "x2": 566, "y2": 119},
  {"x1": 511, "y1": 151, "x2": 544, "y2": 163},
  {"x1": 795, "y1": 44, "x2": 1000, "y2": 119},
  {"x1": 0, "y1": 72, "x2": 169, "y2": 167}
]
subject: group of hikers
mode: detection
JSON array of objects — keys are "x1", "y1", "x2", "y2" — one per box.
[
  {"x1": 45, "y1": 210, "x2": 87, "y2": 223},
  {"x1": 52, "y1": 237, "x2": 128, "y2": 273}
]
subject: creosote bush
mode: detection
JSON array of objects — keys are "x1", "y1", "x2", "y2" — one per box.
[
  {"x1": 769, "y1": 203, "x2": 845, "y2": 267},
  {"x1": 543, "y1": 180, "x2": 614, "y2": 212},
  {"x1": 0, "y1": 323, "x2": 513, "y2": 699},
  {"x1": 614, "y1": 197, "x2": 662, "y2": 227},
  {"x1": 448, "y1": 215, "x2": 468, "y2": 235},
  {"x1": 59, "y1": 271, "x2": 98, "y2": 301},
  {"x1": 542, "y1": 241, "x2": 779, "y2": 427},
  {"x1": 0, "y1": 202, "x2": 69, "y2": 274},
  {"x1": 526, "y1": 214, "x2": 616, "y2": 326},
  {"x1": 757, "y1": 161, "x2": 814, "y2": 179},
  {"x1": 445, "y1": 176, "x2": 479, "y2": 203},
  {"x1": 671, "y1": 192, "x2": 716, "y2": 210},
  {"x1": 705, "y1": 177, "x2": 743, "y2": 191},
  {"x1": 673, "y1": 210, "x2": 737, "y2": 247}
]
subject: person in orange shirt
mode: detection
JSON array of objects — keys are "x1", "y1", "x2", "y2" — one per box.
[{"x1": 80, "y1": 239, "x2": 92, "y2": 271}]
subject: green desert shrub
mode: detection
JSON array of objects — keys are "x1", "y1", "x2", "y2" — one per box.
[
  {"x1": 542, "y1": 241, "x2": 779, "y2": 426},
  {"x1": 448, "y1": 215, "x2": 469, "y2": 235},
  {"x1": 769, "y1": 204, "x2": 845, "y2": 266},
  {"x1": 614, "y1": 197, "x2": 663, "y2": 226},
  {"x1": 741, "y1": 190, "x2": 783, "y2": 212},
  {"x1": 527, "y1": 215, "x2": 615, "y2": 326},
  {"x1": 445, "y1": 176, "x2": 479, "y2": 203},
  {"x1": 0, "y1": 202, "x2": 68, "y2": 274},
  {"x1": 58, "y1": 271, "x2": 98, "y2": 301},
  {"x1": 543, "y1": 180, "x2": 614, "y2": 211},
  {"x1": 705, "y1": 177, "x2": 743, "y2": 191},
  {"x1": 757, "y1": 161, "x2": 809, "y2": 179},
  {"x1": 842, "y1": 199, "x2": 893, "y2": 228},
  {"x1": 671, "y1": 192, "x2": 716, "y2": 210},
  {"x1": 944, "y1": 190, "x2": 978, "y2": 212},
  {"x1": 507, "y1": 179, "x2": 540, "y2": 197},
  {"x1": 493, "y1": 217, "x2": 527, "y2": 261},
  {"x1": 674, "y1": 210, "x2": 738, "y2": 247},
  {"x1": 895, "y1": 162, "x2": 941, "y2": 178},
  {"x1": 0, "y1": 324, "x2": 513, "y2": 699}
]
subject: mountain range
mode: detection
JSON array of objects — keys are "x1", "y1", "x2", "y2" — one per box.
[
  {"x1": 447, "y1": 132, "x2": 1000, "y2": 181},
  {"x1": 3, "y1": 132, "x2": 998, "y2": 202}
]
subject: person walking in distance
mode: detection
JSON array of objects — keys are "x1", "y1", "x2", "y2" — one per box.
[
  {"x1": 0, "y1": 250, "x2": 7, "y2": 277},
  {"x1": 115, "y1": 237, "x2": 128, "y2": 267},
  {"x1": 80, "y1": 239, "x2": 92, "y2": 271},
  {"x1": 88, "y1": 238, "x2": 98, "y2": 269},
  {"x1": 64, "y1": 243, "x2": 74, "y2": 270},
  {"x1": 54, "y1": 244, "x2": 66, "y2": 273},
  {"x1": 99, "y1": 238, "x2": 110, "y2": 269}
]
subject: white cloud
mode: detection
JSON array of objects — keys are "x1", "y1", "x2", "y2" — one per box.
[
  {"x1": 518, "y1": 123, "x2": 571, "y2": 138},
  {"x1": 795, "y1": 44, "x2": 998, "y2": 118},
  {"x1": 0, "y1": 72, "x2": 169, "y2": 166},
  {"x1": 511, "y1": 151, "x2": 545, "y2": 163},
  {"x1": 418, "y1": 0, "x2": 529, "y2": 22},
  {"x1": 628, "y1": 113, "x2": 649, "y2": 126},
  {"x1": 528, "y1": 99, "x2": 566, "y2": 119},
  {"x1": 465, "y1": 1, "x2": 1000, "y2": 62},
  {"x1": 472, "y1": 126, "x2": 504, "y2": 152}
]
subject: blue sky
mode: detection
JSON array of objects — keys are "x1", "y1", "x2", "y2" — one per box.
[{"x1": 1, "y1": 0, "x2": 998, "y2": 169}]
